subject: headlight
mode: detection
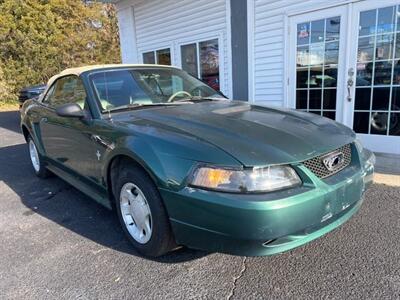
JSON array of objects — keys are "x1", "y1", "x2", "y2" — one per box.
[{"x1": 190, "y1": 165, "x2": 301, "y2": 193}]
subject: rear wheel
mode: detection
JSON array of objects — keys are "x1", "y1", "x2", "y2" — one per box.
[
  {"x1": 114, "y1": 163, "x2": 175, "y2": 257},
  {"x1": 28, "y1": 137, "x2": 50, "y2": 178}
]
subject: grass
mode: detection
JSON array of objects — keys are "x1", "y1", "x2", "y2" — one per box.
[{"x1": 0, "y1": 100, "x2": 19, "y2": 112}]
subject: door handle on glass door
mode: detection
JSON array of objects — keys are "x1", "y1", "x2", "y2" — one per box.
[{"x1": 347, "y1": 68, "x2": 354, "y2": 102}]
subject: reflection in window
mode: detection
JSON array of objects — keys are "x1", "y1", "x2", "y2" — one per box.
[
  {"x1": 142, "y1": 48, "x2": 171, "y2": 65},
  {"x1": 353, "y1": 5, "x2": 400, "y2": 136},
  {"x1": 181, "y1": 39, "x2": 220, "y2": 91},
  {"x1": 157, "y1": 49, "x2": 171, "y2": 65},
  {"x1": 370, "y1": 111, "x2": 389, "y2": 135},
  {"x1": 297, "y1": 23, "x2": 310, "y2": 45},
  {"x1": 200, "y1": 39, "x2": 220, "y2": 91},
  {"x1": 396, "y1": 34, "x2": 400, "y2": 58},
  {"x1": 392, "y1": 87, "x2": 400, "y2": 110},
  {"x1": 143, "y1": 52, "x2": 155, "y2": 64},
  {"x1": 374, "y1": 60, "x2": 393, "y2": 85},
  {"x1": 357, "y1": 37, "x2": 374, "y2": 62},
  {"x1": 389, "y1": 113, "x2": 400, "y2": 135},
  {"x1": 297, "y1": 46, "x2": 309, "y2": 67},
  {"x1": 326, "y1": 17, "x2": 341, "y2": 41},
  {"x1": 372, "y1": 87, "x2": 390, "y2": 110},
  {"x1": 393, "y1": 60, "x2": 400, "y2": 84},
  {"x1": 356, "y1": 63, "x2": 373, "y2": 86},
  {"x1": 377, "y1": 6, "x2": 396, "y2": 34},
  {"x1": 359, "y1": 9, "x2": 376, "y2": 36},
  {"x1": 295, "y1": 16, "x2": 340, "y2": 120},
  {"x1": 311, "y1": 19, "x2": 324, "y2": 43},
  {"x1": 355, "y1": 88, "x2": 371, "y2": 110},
  {"x1": 325, "y1": 42, "x2": 339, "y2": 65},
  {"x1": 44, "y1": 76, "x2": 87, "y2": 109},
  {"x1": 375, "y1": 34, "x2": 394, "y2": 61},
  {"x1": 181, "y1": 44, "x2": 198, "y2": 77}
]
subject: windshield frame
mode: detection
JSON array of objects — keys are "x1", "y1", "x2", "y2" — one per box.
[{"x1": 87, "y1": 66, "x2": 227, "y2": 114}]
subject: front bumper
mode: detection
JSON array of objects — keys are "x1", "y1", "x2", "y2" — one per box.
[{"x1": 160, "y1": 150, "x2": 374, "y2": 256}]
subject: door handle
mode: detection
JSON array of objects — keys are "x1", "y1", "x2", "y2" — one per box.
[
  {"x1": 90, "y1": 134, "x2": 114, "y2": 149},
  {"x1": 91, "y1": 134, "x2": 101, "y2": 142},
  {"x1": 347, "y1": 68, "x2": 354, "y2": 102},
  {"x1": 41, "y1": 117, "x2": 48, "y2": 123}
]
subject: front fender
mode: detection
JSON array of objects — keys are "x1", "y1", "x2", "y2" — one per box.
[
  {"x1": 102, "y1": 136, "x2": 197, "y2": 192},
  {"x1": 20, "y1": 101, "x2": 45, "y2": 154}
]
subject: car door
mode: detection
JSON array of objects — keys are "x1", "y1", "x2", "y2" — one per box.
[{"x1": 39, "y1": 75, "x2": 103, "y2": 187}]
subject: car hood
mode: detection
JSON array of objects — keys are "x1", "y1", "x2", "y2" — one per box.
[{"x1": 114, "y1": 101, "x2": 355, "y2": 166}]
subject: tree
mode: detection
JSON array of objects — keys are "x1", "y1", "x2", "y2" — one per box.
[
  {"x1": 0, "y1": 65, "x2": 14, "y2": 101},
  {"x1": 0, "y1": 0, "x2": 121, "y2": 102}
]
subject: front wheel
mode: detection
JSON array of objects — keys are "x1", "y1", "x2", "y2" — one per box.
[
  {"x1": 28, "y1": 137, "x2": 50, "y2": 178},
  {"x1": 114, "y1": 163, "x2": 175, "y2": 257}
]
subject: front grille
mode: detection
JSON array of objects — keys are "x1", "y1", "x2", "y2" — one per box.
[{"x1": 302, "y1": 144, "x2": 352, "y2": 178}]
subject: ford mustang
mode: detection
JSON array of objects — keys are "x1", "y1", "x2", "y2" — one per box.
[{"x1": 20, "y1": 64, "x2": 375, "y2": 257}]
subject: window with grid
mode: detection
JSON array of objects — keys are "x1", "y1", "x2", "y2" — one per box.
[
  {"x1": 353, "y1": 5, "x2": 400, "y2": 136},
  {"x1": 295, "y1": 16, "x2": 341, "y2": 121}
]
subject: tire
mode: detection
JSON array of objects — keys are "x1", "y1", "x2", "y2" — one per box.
[
  {"x1": 114, "y1": 163, "x2": 175, "y2": 257},
  {"x1": 28, "y1": 136, "x2": 50, "y2": 178}
]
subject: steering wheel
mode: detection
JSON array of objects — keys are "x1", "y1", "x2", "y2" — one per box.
[
  {"x1": 167, "y1": 91, "x2": 192, "y2": 103},
  {"x1": 189, "y1": 86, "x2": 203, "y2": 96}
]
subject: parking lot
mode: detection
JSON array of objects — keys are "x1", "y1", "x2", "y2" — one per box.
[{"x1": 0, "y1": 110, "x2": 399, "y2": 299}]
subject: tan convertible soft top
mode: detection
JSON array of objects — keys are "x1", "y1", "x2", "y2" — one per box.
[{"x1": 43, "y1": 64, "x2": 179, "y2": 98}]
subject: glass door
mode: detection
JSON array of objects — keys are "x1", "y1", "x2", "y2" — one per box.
[
  {"x1": 289, "y1": 6, "x2": 348, "y2": 123},
  {"x1": 347, "y1": 1, "x2": 400, "y2": 154}
]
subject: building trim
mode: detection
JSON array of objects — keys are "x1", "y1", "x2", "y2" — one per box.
[
  {"x1": 247, "y1": 0, "x2": 255, "y2": 102},
  {"x1": 230, "y1": 0, "x2": 249, "y2": 101},
  {"x1": 225, "y1": 0, "x2": 233, "y2": 99}
]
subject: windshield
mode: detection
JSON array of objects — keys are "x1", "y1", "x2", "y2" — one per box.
[{"x1": 89, "y1": 67, "x2": 224, "y2": 112}]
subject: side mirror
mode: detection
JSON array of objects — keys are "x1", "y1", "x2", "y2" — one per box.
[{"x1": 55, "y1": 103, "x2": 86, "y2": 118}]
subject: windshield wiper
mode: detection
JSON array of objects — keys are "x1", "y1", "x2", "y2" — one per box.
[
  {"x1": 104, "y1": 102, "x2": 187, "y2": 113},
  {"x1": 172, "y1": 96, "x2": 223, "y2": 103}
]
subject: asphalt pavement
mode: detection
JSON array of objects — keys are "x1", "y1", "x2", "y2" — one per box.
[{"x1": 0, "y1": 110, "x2": 399, "y2": 299}]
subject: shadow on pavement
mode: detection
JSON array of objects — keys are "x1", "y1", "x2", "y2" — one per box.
[
  {"x1": 0, "y1": 110, "x2": 20, "y2": 134},
  {"x1": 0, "y1": 142, "x2": 208, "y2": 263}
]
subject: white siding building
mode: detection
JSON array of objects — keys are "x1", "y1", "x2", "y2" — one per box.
[{"x1": 112, "y1": 0, "x2": 400, "y2": 155}]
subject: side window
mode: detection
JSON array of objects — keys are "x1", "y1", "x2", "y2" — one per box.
[{"x1": 43, "y1": 76, "x2": 87, "y2": 110}]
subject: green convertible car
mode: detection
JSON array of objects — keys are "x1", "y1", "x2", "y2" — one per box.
[{"x1": 20, "y1": 64, "x2": 375, "y2": 257}]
